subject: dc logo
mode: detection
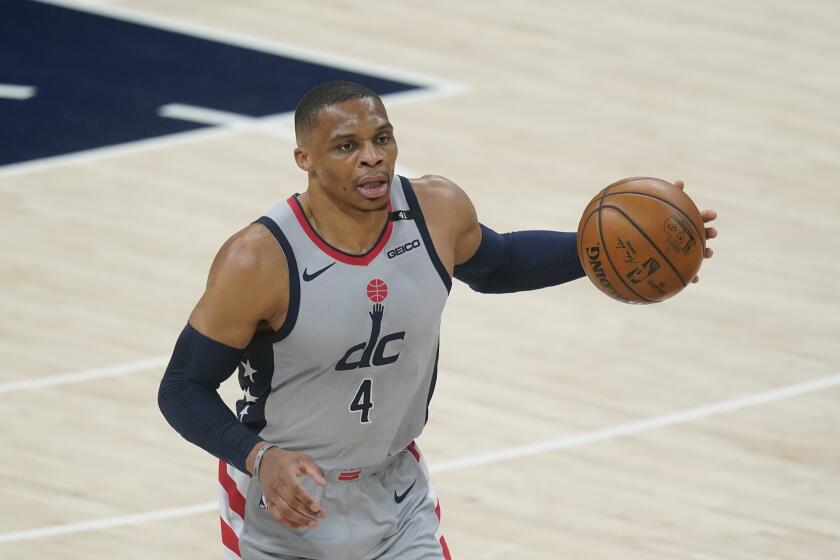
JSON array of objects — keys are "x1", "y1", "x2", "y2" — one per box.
[
  {"x1": 335, "y1": 279, "x2": 405, "y2": 371},
  {"x1": 366, "y1": 278, "x2": 388, "y2": 302}
]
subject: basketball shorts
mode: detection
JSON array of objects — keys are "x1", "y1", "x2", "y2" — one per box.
[{"x1": 218, "y1": 442, "x2": 452, "y2": 560}]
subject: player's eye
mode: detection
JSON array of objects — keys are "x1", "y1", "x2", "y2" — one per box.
[
  {"x1": 336, "y1": 142, "x2": 354, "y2": 152},
  {"x1": 377, "y1": 134, "x2": 391, "y2": 144}
]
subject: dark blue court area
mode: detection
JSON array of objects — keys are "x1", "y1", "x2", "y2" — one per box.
[{"x1": 0, "y1": 0, "x2": 422, "y2": 166}]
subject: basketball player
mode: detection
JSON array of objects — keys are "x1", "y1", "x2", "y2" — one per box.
[{"x1": 158, "y1": 81, "x2": 717, "y2": 560}]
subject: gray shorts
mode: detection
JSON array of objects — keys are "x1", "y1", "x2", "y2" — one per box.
[{"x1": 219, "y1": 442, "x2": 452, "y2": 560}]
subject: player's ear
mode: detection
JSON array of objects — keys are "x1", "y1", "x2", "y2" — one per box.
[{"x1": 294, "y1": 147, "x2": 312, "y2": 172}]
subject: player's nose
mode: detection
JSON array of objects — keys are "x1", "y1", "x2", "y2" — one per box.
[{"x1": 358, "y1": 141, "x2": 383, "y2": 167}]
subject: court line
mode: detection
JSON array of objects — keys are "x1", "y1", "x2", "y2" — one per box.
[
  {"x1": 430, "y1": 372, "x2": 840, "y2": 473},
  {"x1": 0, "y1": 84, "x2": 37, "y2": 100},
  {"x1": 0, "y1": 90, "x2": 441, "y2": 179},
  {"x1": 0, "y1": 503, "x2": 219, "y2": 544},
  {"x1": 159, "y1": 104, "x2": 258, "y2": 127},
  {"x1": 1, "y1": 372, "x2": 838, "y2": 543},
  {"x1": 35, "y1": 0, "x2": 464, "y2": 90},
  {"x1": 157, "y1": 104, "x2": 299, "y2": 143},
  {"x1": 0, "y1": 356, "x2": 170, "y2": 395},
  {"x1": 0, "y1": 1, "x2": 465, "y2": 179}
]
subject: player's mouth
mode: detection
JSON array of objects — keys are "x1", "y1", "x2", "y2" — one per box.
[{"x1": 356, "y1": 175, "x2": 389, "y2": 199}]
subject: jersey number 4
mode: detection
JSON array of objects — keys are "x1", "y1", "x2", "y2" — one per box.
[{"x1": 350, "y1": 378, "x2": 374, "y2": 423}]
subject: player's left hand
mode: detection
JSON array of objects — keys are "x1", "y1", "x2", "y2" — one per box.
[{"x1": 674, "y1": 180, "x2": 717, "y2": 283}]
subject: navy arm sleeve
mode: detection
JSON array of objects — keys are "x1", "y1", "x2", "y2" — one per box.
[
  {"x1": 453, "y1": 224, "x2": 585, "y2": 293},
  {"x1": 157, "y1": 324, "x2": 263, "y2": 474}
]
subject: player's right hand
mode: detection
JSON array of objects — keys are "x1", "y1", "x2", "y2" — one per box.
[{"x1": 258, "y1": 447, "x2": 327, "y2": 529}]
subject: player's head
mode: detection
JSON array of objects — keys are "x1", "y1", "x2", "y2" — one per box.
[{"x1": 293, "y1": 81, "x2": 397, "y2": 212}]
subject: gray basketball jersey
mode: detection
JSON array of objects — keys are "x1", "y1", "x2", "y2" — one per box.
[{"x1": 234, "y1": 175, "x2": 451, "y2": 472}]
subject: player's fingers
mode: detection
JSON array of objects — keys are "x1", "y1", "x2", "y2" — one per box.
[
  {"x1": 299, "y1": 459, "x2": 328, "y2": 488},
  {"x1": 701, "y1": 209, "x2": 717, "y2": 222},
  {"x1": 269, "y1": 505, "x2": 308, "y2": 529},
  {"x1": 705, "y1": 247, "x2": 714, "y2": 258},
  {"x1": 267, "y1": 500, "x2": 306, "y2": 529},
  {"x1": 705, "y1": 226, "x2": 717, "y2": 239},
  {"x1": 674, "y1": 179, "x2": 685, "y2": 190},
  {"x1": 286, "y1": 480, "x2": 324, "y2": 518},
  {"x1": 288, "y1": 471, "x2": 324, "y2": 516},
  {"x1": 272, "y1": 495, "x2": 319, "y2": 529}
]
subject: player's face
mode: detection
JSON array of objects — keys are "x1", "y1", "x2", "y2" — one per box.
[{"x1": 296, "y1": 98, "x2": 397, "y2": 212}]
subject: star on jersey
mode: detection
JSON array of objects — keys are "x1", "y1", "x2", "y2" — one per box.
[
  {"x1": 239, "y1": 405, "x2": 250, "y2": 421},
  {"x1": 243, "y1": 387, "x2": 258, "y2": 403},
  {"x1": 241, "y1": 360, "x2": 257, "y2": 383}
]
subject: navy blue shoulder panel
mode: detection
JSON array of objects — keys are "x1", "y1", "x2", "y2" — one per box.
[
  {"x1": 251, "y1": 216, "x2": 301, "y2": 343},
  {"x1": 399, "y1": 176, "x2": 452, "y2": 292}
]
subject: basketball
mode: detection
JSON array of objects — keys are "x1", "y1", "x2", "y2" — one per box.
[{"x1": 577, "y1": 177, "x2": 706, "y2": 304}]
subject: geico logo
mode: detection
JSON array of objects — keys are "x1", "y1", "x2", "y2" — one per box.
[{"x1": 387, "y1": 239, "x2": 421, "y2": 259}]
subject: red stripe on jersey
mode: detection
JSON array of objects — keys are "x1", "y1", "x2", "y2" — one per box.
[
  {"x1": 218, "y1": 460, "x2": 246, "y2": 518},
  {"x1": 287, "y1": 195, "x2": 394, "y2": 266},
  {"x1": 407, "y1": 441, "x2": 421, "y2": 462},
  {"x1": 439, "y1": 535, "x2": 452, "y2": 560},
  {"x1": 435, "y1": 501, "x2": 441, "y2": 520},
  {"x1": 220, "y1": 516, "x2": 241, "y2": 556}
]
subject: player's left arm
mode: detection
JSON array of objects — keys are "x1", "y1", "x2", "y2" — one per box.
[
  {"x1": 422, "y1": 176, "x2": 717, "y2": 292},
  {"x1": 418, "y1": 175, "x2": 586, "y2": 293}
]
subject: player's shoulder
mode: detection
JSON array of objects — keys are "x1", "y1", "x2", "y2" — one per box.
[
  {"x1": 409, "y1": 174, "x2": 474, "y2": 216},
  {"x1": 210, "y1": 223, "x2": 287, "y2": 286}
]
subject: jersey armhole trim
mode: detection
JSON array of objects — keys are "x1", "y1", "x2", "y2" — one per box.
[
  {"x1": 250, "y1": 216, "x2": 300, "y2": 344},
  {"x1": 399, "y1": 176, "x2": 452, "y2": 293}
]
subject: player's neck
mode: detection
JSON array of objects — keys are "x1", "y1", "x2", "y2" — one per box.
[{"x1": 299, "y1": 188, "x2": 388, "y2": 255}]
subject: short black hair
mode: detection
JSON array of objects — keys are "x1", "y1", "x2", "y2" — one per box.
[{"x1": 294, "y1": 81, "x2": 383, "y2": 141}]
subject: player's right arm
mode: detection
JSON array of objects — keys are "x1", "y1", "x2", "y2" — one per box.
[{"x1": 157, "y1": 224, "x2": 326, "y2": 529}]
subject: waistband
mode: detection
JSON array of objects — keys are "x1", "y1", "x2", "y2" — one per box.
[
  {"x1": 322, "y1": 454, "x2": 399, "y2": 483},
  {"x1": 321, "y1": 442, "x2": 419, "y2": 483}
]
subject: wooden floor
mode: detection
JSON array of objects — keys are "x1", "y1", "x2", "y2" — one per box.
[{"x1": 2, "y1": 0, "x2": 840, "y2": 558}]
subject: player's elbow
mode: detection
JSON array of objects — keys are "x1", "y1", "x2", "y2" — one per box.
[
  {"x1": 463, "y1": 275, "x2": 506, "y2": 294},
  {"x1": 157, "y1": 364, "x2": 184, "y2": 427}
]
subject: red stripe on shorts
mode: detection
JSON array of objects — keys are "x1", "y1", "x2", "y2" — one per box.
[
  {"x1": 407, "y1": 441, "x2": 421, "y2": 462},
  {"x1": 218, "y1": 460, "x2": 246, "y2": 518},
  {"x1": 439, "y1": 535, "x2": 452, "y2": 560},
  {"x1": 220, "y1": 516, "x2": 241, "y2": 557}
]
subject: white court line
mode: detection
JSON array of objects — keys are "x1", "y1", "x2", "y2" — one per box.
[
  {"x1": 158, "y1": 103, "x2": 257, "y2": 127},
  {"x1": 0, "y1": 356, "x2": 169, "y2": 395},
  {"x1": 0, "y1": 125, "x2": 245, "y2": 179},
  {"x1": 0, "y1": 503, "x2": 218, "y2": 544},
  {"x1": 0, "y1": 84, "x2": 37, "y2": 100},
  {"x1": 430, "y1": 372, "x2": 840, "y2": 473},
  {"x1": 1, "y1": 372, "x2": 838, "y2": 543},
  {"x1": 35, "y1": 0, "x2": 464, "y2": 91},
  {"x1": 0, "y1": 93, "x2": 437, "y2": 179},
  {"x1": 157, "y1": 104, "x2": 297, "y2": 142},
  {"x1": 0, "y1": 1, "x2": 465, "y2": 179}
]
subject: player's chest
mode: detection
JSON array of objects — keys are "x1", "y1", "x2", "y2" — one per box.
[{"x1": 291, "y1": 254, "x2": 443, "y2": 357}]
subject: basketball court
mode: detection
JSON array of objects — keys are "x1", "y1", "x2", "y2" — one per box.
[{"x1": 2, "y1": 0, "x2": 839, "y2": 558}]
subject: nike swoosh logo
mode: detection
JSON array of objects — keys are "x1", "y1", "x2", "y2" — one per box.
[
  {"x1": 302, "y1": 262, "x2": 336, "y2": 282},
  {"x1": 394, "y1": 479, "x2": 416, "y2": 504}
]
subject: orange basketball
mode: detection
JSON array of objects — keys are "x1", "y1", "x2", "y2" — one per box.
[{"x1": 577, "y1": 177, "x2": 705, "y2": 304}]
